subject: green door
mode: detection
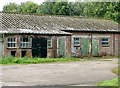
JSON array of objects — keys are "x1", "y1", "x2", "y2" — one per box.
[
  {"x1": 92, "y1": 38, "x2": 99, "y2": 56},
  {"x1": 57, "y1": 37, "x2": 65, "y2": 57},
  {"x1": 81, "y1": 38, "x2": 90, "y2": 56}
]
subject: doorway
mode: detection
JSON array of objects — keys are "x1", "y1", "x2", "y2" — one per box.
[
  {"x1": 32, "y1": 38, "x2": 47, "y2": 58},
  {"x1": 21, "y1": 51, "x2": 26, "y2": 57}
]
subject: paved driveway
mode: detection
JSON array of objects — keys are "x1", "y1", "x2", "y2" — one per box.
[{"x1": 1, "y1": 58, "x2": 118, "y2": 86}]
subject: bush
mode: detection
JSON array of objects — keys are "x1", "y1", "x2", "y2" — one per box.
[{"x1": 0, "y1": 56, "x2": 16, "y2": 64}]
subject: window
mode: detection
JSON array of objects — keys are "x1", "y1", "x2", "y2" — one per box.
[
  {"x1": 102, "y1": 38, "x2": 109, "y2": 46},
  {"x1": 47, "y1": 38, "x2": 52, "y2": 48},
  {"x1": 73, "y1": 37, "x2": 80, "y2": 46},
  {"x1": 7, "y1": 38, "x2": 17, "y2": 48},
  {"x1": 20, "y1": 37, "x2": 32, "y2": 48},
  {"x1": 11, "y1": 51, "x2": 16, "y2": 57}
]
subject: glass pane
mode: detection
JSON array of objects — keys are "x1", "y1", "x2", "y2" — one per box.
[
  {"x1": 102, "y1": 42, "x2": 108, "y2": 45},
  {"x1": 14, "y1": 38, "x2": 15, "y2": 41},
  {"x1": 102, "y1": 38, "x2": 108, "y2": 41},
  {"x1": 8, "y1": 43, "x2": 10, "y2": 47}
]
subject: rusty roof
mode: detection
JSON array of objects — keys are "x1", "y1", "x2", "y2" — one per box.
[{"x1": 0, "y1": 13, "x2": 119, "y2": 34}]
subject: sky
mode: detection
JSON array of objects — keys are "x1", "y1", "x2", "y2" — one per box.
[{"x1": 0, "y1": 0, "x2": 76, "y2": 11}]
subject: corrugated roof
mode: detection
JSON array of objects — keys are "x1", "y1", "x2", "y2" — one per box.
[{"x1": 0, "y1": 13, "x2": 119, "y2": 34}]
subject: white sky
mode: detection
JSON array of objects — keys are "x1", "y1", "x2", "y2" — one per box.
[{"x1": 0, "y1": 0, "x2": 76, "y2": 11}]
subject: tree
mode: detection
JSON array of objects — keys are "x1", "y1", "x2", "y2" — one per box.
[
  {"x1": 52, "y1": 2, "x2": 70, "y2": 15},
  {"x1": 37, "y1": 2, "x2": 55, "y2": 14},
  {"x1": 19, "y1": 1, "x2": 38, "y2": 13},
  {"x1": 3, "y1": 3, "x2": 18, "y2": 13}
]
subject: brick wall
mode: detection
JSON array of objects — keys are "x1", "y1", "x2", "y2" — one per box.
[
  {"x1": 3, "y1": 34, "x2": 71, "y2": 58},
  {"x1": 70, "y1": 32, "x2": 118, "y2": 56}
]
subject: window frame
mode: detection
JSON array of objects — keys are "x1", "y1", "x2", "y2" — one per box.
[
  {"x1": 20, "y1": 37, "x2": 32, "y2": 48},
  {"x1": 47, "y1": 38, "x2": 52, "y2": 48},
  {"x1": 101, "y1": 37, "x2": 109, "y2": 47},
  {"x1": 7, "y1": 37, "x2": 17, "y2": 48},
  {"x1": 73, "y1": 37, "x2": 80, "y2": 47}
]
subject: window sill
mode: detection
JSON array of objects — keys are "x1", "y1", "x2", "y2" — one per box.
[
  {"x1": 20, "y1": 47, "x2": 31, "y2": 49},
  {"x1": 7, "y1": 47, "x2": 17, "y2": 49},
  {"x1": 47, "y1": 47, "x2": 53, "y2": 49},
  {"x1": 102, "y1": 45, "x2": 109, "y2": 47}
]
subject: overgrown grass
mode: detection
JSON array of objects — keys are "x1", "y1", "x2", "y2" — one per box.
[
  {"x1": 0, "y1": 56, "x2": 118, "y2": 65},
  {"x1": 0, "y1": 56, "x2": 81, "y2": 65}
]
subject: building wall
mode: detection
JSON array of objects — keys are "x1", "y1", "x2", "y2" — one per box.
[
  {"x1": 3, "y1": 34, "x2": 71, "y2": 58},
  {"x1": 70, "y1": 32, "x2": 118, "y2": 56},
  {"x1": 115, "y1": 34, "x2": 120, "y2": 56},
  {"x1": 2, "y1": 32, "x2": 119, "y2": 58},
  {"x1": 0, "y1": 39, "x2": 3, "y2": 58}
]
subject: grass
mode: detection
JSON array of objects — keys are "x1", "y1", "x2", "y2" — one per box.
[
  {"x1": 0, "y1": 56, "x2": 117, "y2": 65},
  {"x1": 97, "y1": 67, "x2": 119, "y2": 87},
  {"x1": 0, "y1": 56, "x2": 81, "y2": 65},
  {"x1": 97, "y1": 56, "x2": 119, "y2": 87},
  {"x1": 97, "y1": 78, "x2": 118, "y2": 86},
  {"x1": 112, "y1": 68, "x2": 119, "y2": 75}
]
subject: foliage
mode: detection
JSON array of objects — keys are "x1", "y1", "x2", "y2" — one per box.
[
  {"x1": 3, "y1": 3, "x2": 18, "y2": 13},
  {"x1": 0, "y1": 56, "x2": 80, "y2": 64},
  {"x1": 2, "y1": 1, "x2": 119, "y2": 23},
  {"x1": 97, "y1": 78, "x2": 118, "y2": 86},
  {"x1": 19, "y1": 1, "x2": 38, "y2": 13},
  {"x1": 0, "y1": 56, "x2": 117, "y2": 65}
]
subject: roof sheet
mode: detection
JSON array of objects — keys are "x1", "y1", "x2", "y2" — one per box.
[{"x1": 0, "y1": 13, "x2": 119, "y2": 34}]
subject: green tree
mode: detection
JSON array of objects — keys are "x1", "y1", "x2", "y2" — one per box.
[
  {"x1": 37, "y1": 2, "x2": 55, "y2": 14},
  {"x1": 19, "y1": 1, "x2": 38, "y2": 13},
  {"x1": 3, "y1": 3, "x2": 19, "y2": 13}
]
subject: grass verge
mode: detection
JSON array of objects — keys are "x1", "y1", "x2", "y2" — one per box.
[
  {"x1": 0, "y1": 56, "x2": 117, "y2": 65},
  {"x1": 112, "y1": 68, "x2": 119, "y2": 75},
  {"x1": 97, "y1": 78, "x2": 118, "y2": 86},
  {"x1": 97, "y1": 67, "x2": 119, "y2": 87},
  {"x1": 0, "y1": 56, "x2": 81, "y2": 65}
]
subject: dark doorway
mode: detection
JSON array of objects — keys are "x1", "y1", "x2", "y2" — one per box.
[
  {"x1": 32, "y1": 38, "x2": 47, "y2": 58},
  {"x1": 21, "y1": 51, "x2": 26, "y2": 57},
  {"x1": 11, "y1": 51, "x2": 16, "y2": 57}
]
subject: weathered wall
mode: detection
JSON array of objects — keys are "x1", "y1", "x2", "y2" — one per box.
[
  {"x1": 0, "y1": 39, "x2": 3, "y2": 58},
  {"x1": 70, "y1": 32, "x2": 118, "y2": 56},
  {"x1": 3, "y1": 32, "x2": 118, "y2": 58},
  {"x1": 115, "y1": 34, "x2": 120, "y2": 56},
  {"x1": 3, "y1": 34, "x2": 71, "y2": 58}
]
